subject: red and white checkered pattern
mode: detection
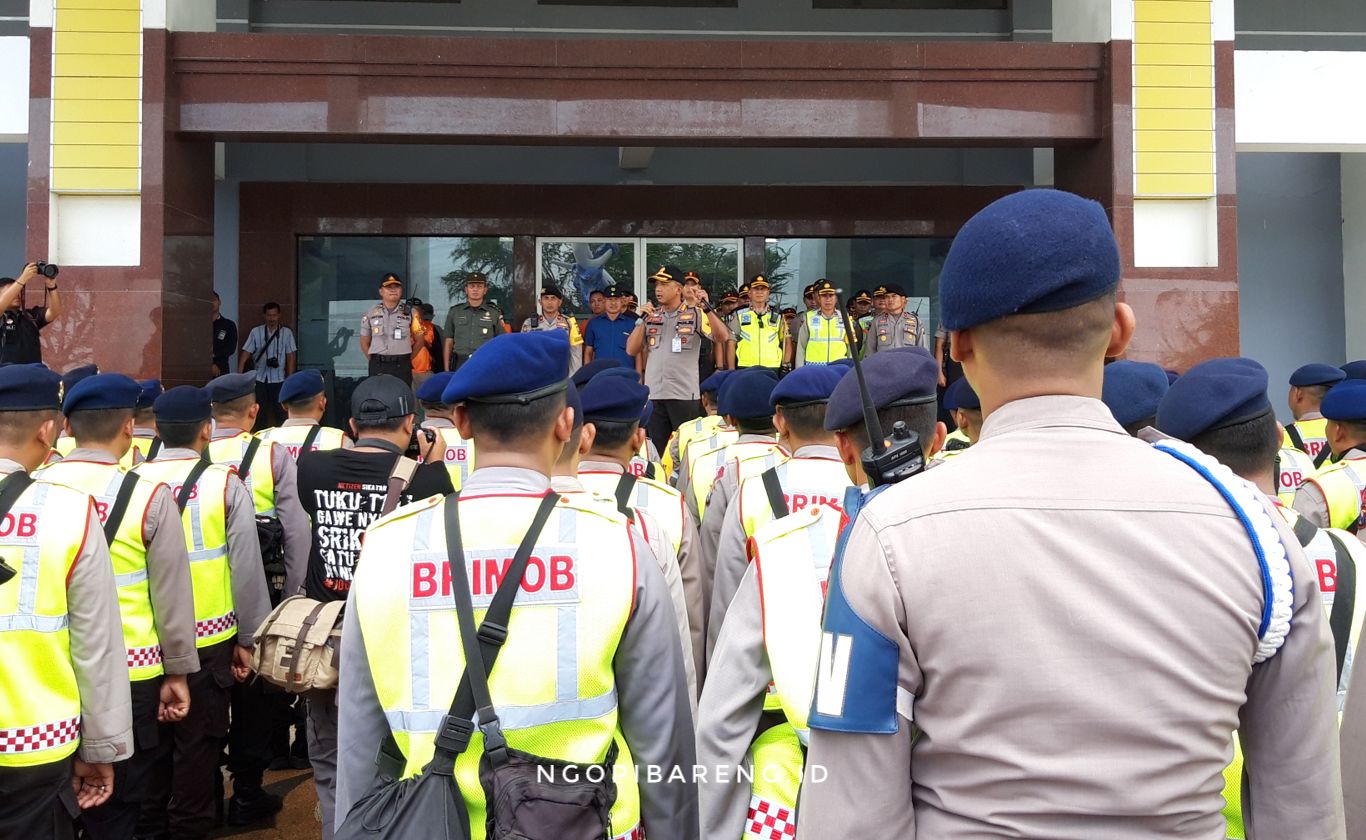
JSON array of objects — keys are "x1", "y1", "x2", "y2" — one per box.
[
  {"x1": 195, "y1": 611, "x2": 237, "y2": 639},
  {"x1": 0, "y1": 716, "x2": 80, "y2": 755},
  {"x1": 611, "y1": 825, "x2": 644, "y2": 840},
  {"x1": 126, "y1": 644, "x2": 163, "y2": 670},
  {"x1": 746, "y1": 795, "x2": 797, "y2": 840}
]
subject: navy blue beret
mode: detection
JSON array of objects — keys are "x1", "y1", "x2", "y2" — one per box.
[
  {"x1": 718, "y1": 368, "x2": 778, "y2": 420},
  {"x1": 580, "y1": 377, "x2": 651, "y2": 424},
  {"x1": 830, "y1": 358, "x2": 855, "y2": 369},
  {"x1": 1156, "y1": 357, "x2": 1272, "y2": 441},
  {"x1": 771, "y1": 365, "x2": 846, "y2": 408},
  {"x1": 940, "y1": 189, "x2": 1120, "y2": 332},
  {"x1": 137, "y1": 379, "x2": 163, "y2": 411},
  {"x1": 64, "y1": 373, "x2": 141, "y2": 415},
  {"x1": 943, "y1": 377, "x2": 980, "y2": 412},
  {"x1": 1341, "y1": 361, "x2": 1366, "y2": 381},
  {"x1": 61, "y1": 364, "x2": 99, "y2": 396},
  {"x1": 206, "y1": 372, "x2": 256, "y2": 403},
  {"x1": 1321, "y1": 379, "x2": 1366, "y2": 421},
  {"x1": 572, "y1": 358, "x2": 621, "y2": 388},
  {"x1": 1290, "y1": 363, "x2": 1346, "y2": 388},
  {"x1": 589, "y1": 367, "x2": 642, "y2": 386},
  {"x1": 154, "y1": 386, "x2": 212, "y2": 424},
  {"x1": 416, "y1": 372, "x2": 454, "y2": 404},
  {"x1": 443, "y1": 331, "x2": 569, "y2": 405},
  {"x1": 565, "y1": 381, "x2": 583, "y2": 426},
  {"x1": 1101, "y1": 361, "x2": 1169, "y2": 428},
  {"x1": 1164, "y1": 369, "x2": 1180, "y2": 386},
  {"x1": 824, "y1": 347, "x2": 938, "y2": 431},
  {"x1": 279, "y1": 370, "x2": 325, "y2": 404},
  {"x1": 700, "y1": 370, "x2": 732, "y2": 395},
  {"x1": 640, "y1": 399, "x2": 654, "y2": 427},
  {"x1": 0, "y1": 364, "x2": 61, "y2": 411}
]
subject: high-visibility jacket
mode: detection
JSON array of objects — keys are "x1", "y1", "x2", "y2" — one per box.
[
  {"x1": 1276, "y1": 446, "x2": 1318, "y2": 507},
  {"x1": 667, "y1": 415, "x2": 728, "y2": 480},
  {"x1": 420, "y1": 425, "x2": 476, "y2": 492},
  {"x1": 733, "y1": 307, "x2": 786, "y2": 369},
  {"x1": 48, "y1": 437, "x2": 140, "y2": 469},
  {"x1": 137, "y1": 457, "x2": 238, "y2": 648},
  {"x1": 736, "y1": 455, "x2": 851, "y2": 541},
  {"x1": 208, "y1": 432, "x2": 277, "y2": 517},
  {"x1": 353, "y1": 492, "x2": 642, "y2": 840},
  {"x1": 801, "y1": 312, "x2": 850, "y2": 366},
  {"x1": 0, "y1": 479, "x2": 97, "y2": 767},
  {"x1": 628, "y1": 441, "x2": 664, "y2": 482},
  {"x1": 1301, "y1": 456, "x2": 1366, "y2": 531},
  {"x1": 129, "y1": 435, "x2": 158, "y2": 467},
  {"x1": 580, "y1": 469, "x2": 685, "y2": 560},
  {"x1": 257, "y1": 423, "x2": 347, "y2": 462},
  {"x1": 690, "y1": 438, "x2": 783, "y2": 521},
  {"x1": 38, "y1": 459, "x2": 166, "y2": 681},
  {"x1": 1284, "y1": 417, "x2": 1330, "y2": 461}
]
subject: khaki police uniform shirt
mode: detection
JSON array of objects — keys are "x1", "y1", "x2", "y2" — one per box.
[
  {"x1": 1294, "y1": 446, "x2": 1366, "y2": 532},
  {"x1": 866, "y1": 310, "x2": 929, "y2": 353},
  {"x1": 799, "y1": 396, "x2": 1344, "y2": 840},
  {"x1": 5, "y1": 460, "x2": 134, "y2": 763},
  {"x1": 642, "y1": 304, "x2": 712, "y2": 402},
  {"x1": 443, "y1": 302, "x2": 506, "y2": 360},
  {"x1": 334, "y1": 467, "x2": 699, "y2": 840},
  {"x1": 1342, "y1": 632, "x2": 1366, "y2": 839},
  {"x1": 150, "y1": 449, "x2": 272, "y2": 647},
  {"x1": 360, "y1": 303, "x2": 414, "y2": 358}
]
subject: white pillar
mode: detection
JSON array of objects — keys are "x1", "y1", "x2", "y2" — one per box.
[{"x1": 1344, "y1": 154, "x2": 1366, "y2": 361}]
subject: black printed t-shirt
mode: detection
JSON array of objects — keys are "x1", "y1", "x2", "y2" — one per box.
[{"x1": 297, "y1": 449, "x2": 454, "y2": 601}]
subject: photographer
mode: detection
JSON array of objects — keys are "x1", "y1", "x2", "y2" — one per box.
[
  {"x1": 359, "y1": 273, "x2": 419, "y2": 386},
  {"x1": 239, "y1": 301, "x2": 297, "y2": 430},
  {"x1": 0, "y1": 261, "x2": 62, "y2": 365}
]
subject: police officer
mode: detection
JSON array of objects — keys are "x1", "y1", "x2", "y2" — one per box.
[
  {"x1": 521, "y1": 285, "x2": 584, "y2": 375},
  {"x1": 1295, "y1": 378, "x2": 1366, "y2": 533},
  {"x1": 129, "y1": 379, "x2": 162, "y2": 465},
  {"x1": 256, "y1": 369, "x2": 351, "y2": 461},
  {"x1": 706, "y1": 365, "x2": 850, "y2": 654},
  {"x1": 48, "y1": 364, "x2": 98, "y2": 463},
  {"x1": 0, "y1": 365, "x2": 131, "y2": 840},
  {"x1": 787, "y1": 280, "x2": 849, "y2": 367},
  {"x1": 359, "y1": 273, "x2": 419, "y2": 386},
  {"x1": 39, "y1": 374, "x2": 199, "y2": 840},
  {"x1": 934, "y1": 376, "x2": 981, "y2": 460},
  {"x1": 135, "y1": 386, "x2": 272, "y2": 840},
  {"x1": 1100, "y1": 359, "x2": 1169, "y2": 436},
  {"x1": 799, "y1": 189, "x2": 1342, "y2": 838},
  {"x1": 698, "y1": 349, "x2": 944, "y2": 840},
  {"x1": 864, "y1": 283, "x2": 928, "y2": 354},
  {"x1": 727, "y1": 274, "x2": 785, "y2": 370},
  {"x1": 687, "y1": 369, "x2": 784, "y2": 530},
  {"x1": 1287, "y1": 362, "x2": 1346, "y2": 464},
  {"x1": 443, "y1": 271, "x2": 506, "y2": 371},
  {"x1": 415, "y1": 371, "x2": 475, "y2": 491},
  {"x1": 665, "y1": 369, "x2": 732, "y2": 484},
  {"x1": 1345, "y1": 360, "x2": 1366, "y2": 381},
  {"x1": 334, "y1": 331, "x2": 698, "y2": 840}
]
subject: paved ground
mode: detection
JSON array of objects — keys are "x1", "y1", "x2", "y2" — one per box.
[{"x1": 210, "y1": 767, "x2": 321, "y2": 840}]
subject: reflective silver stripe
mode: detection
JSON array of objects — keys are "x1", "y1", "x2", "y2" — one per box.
[
  {"x1": 386, "y1": 688, "x2": 618, "y2": 734},
  {"x1": 556, "y1": 606, "x2": 578, "y2": 702},
  {"x1": 0, "y1": 614, "x2": 68, "y2": 632},
  {"x1": 113, "y1": 568, "x2": 149, "y2": 587},
  {"x1": 188, "y1": 546, "x2": 227, "y2": 563},
  {"x1": 410, "y1": 507, "x2": 439, "y2": 715}
]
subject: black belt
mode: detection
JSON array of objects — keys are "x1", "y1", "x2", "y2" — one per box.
[{"x1": 372, "y1": 354, "x2": 410, "y2": 363}]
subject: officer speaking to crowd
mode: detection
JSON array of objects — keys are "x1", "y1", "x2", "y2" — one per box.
[{"x1": 8, "y1": 189, "x2": 1366, "y2": 840}]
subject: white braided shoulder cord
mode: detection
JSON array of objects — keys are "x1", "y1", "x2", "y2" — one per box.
[{"x1": 1152, "y1": 439, "x2": 1293, "y2": 664}]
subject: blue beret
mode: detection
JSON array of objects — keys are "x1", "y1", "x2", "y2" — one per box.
[
  {"x1": 1101, "y1": 361, "x2": 1169, "y2": 428},
  {"x1": 154, "y1": 386, "x2": 212, "y2": 424},
  {"x1": 830, "y1": 358, "x2": 855, "y2": 369},
  {"x1": 700, "y1": 370, "x2": 732, "y2": 395},
  {"x1": 572, "y1": 358, "x2": 622, "y2": 389},
  {"x1": 943, "y1": 377, "x2": 980, "y2": 412},
  {"x1": 0, "y1": 364, "x2": 61, "y2": 411},
  {"x1": 63, "y1": 373, "x2": 141, "y2": 415},
  {"x1": 771, "y1": 365, "x2": 846, "y2": 408},
  {"x1": 940, "y1": 189, "x2": 1120, "y2": 331},
  {"x1": 61, "y1": 364, "x2": 99, "y2": 396},
  {"x1": 279, "y1": 370, "x2": 325, "y2": 404},
  {"x1": 580, "y1": 377, "x2": 651, "y2": 424},
  {"x1": 1321, "y1": 379, "x2": 1366, "y2": 422},
  {"x1": 718, "y1": 368, "x2": 778, "y2": 420},
  {"x1": 824, "y1": 348, "x2": 938, "y2": 431},
  {"x1": 1164, "y1": 369, "x2": 1180, "y2": 386},
  {"x1": 589, "y1": 367, "x2": 642, "y2": 386},
  {"x1": 1156, "y1": 357, "x2": 1272, "y2": 441},
  {"x1": 416, "y1": 372, "x2": 455, "y2": 404},
  {"x1": 443, "y1": 331, "x2": 569, "y2": 405},
  {"x1": 1290, "y1": 364, "x2": 1346, "y2": 388},
  {"x1": 640, "y1": 399, "x2": 654, "y2": 427},
  {"x1": 206, "y1": 372, "x2": 256, "y2": 403},
  {"x1": 1341, "y1": 361, "x2": 1366, "y2": 381},
  {"x1": 137, "y1": 379, "x2": 163, "y2": 411},
  {"x1": 565, "y1": 382, "x2": 583, "y2": 426}
]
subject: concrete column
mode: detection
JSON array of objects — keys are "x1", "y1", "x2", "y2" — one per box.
[{"x1": 1344, "y1": 154, "x2": 1366, "y2": 361}]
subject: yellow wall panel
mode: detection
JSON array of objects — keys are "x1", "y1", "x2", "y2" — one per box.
[
  {"x1": 53, "y1": 77, "x2": 139, "y2": 100},
  {"x1": 1135, "y1": 22, "x2": 1211, "y2": 44},
  {"x1": 53, "y1": 53, "x2": 141, "y2": 78},
  {"x1": 55, "y1": 32, "x2": 140, "y2": 55},
  {"x1": 1134, "y1": 130, "x2": 1215, "y2": 153},
  {"x1": 51, "y1": 145, "x2": 140, "y2": 169},
  {"x1": 1133, "y1": 0, "x2": 1214, "y2": 198},
  {"x1": 54, "y1": 9, "x2": 140, "y2": 33},
  {"x1": 1135, "y1": 173, "x2": 1216, "y2": 196},
  {"x1": 1134, "y1": 43, "x2": 1213, "y2": 67},
  {"x1": 1134, "y1": 152, "x2": 1216, "y2": 174},
  {"x1": 50, "y1": 168, "x2": 139, "y2": 193},
  {"x1": 1134, "y1": 108, "x2": 1213, "y2": 132},
  {"x1": 1134, "y1": 65, "x2": 1213, "y2": 89},
  {"x1": 1133, "y1": 86, "x2": 1214, "y2": 110},
  {"x1": 52, "y1": 122, "x2": 140, "y2": 146},
  {"x1": 55, "y1": 0, "x2": 139, "y2": 8},
  {"x1": 1135, "y1": 1, "x2": 1211, "y2": 24},
  {"x1": 52, "y1": 99, "x2": 140, "y2": 124}
]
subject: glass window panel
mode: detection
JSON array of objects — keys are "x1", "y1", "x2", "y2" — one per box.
[
  {"x1": 642, "y1": 239, "x2": 742, "y2": 304},
  {"x1": 537, "y1": 240, "x2": 637, "y2": 317},
  {"x1": 411, "y1": 236, "x2": 516, "y2": 327}
]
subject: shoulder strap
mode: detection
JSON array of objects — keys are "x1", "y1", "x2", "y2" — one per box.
[
  {"x1": 102, "y1": 470, "x2": 141, "y2": 544},
  {"x1": 761, "y1": 464, "x2": 789, "y2": 519},
  {"x1": 236, "y1": 436, "x2": 263, "y2": 483},
  {"x1": 1286, "y1": 423, "x2": 1307, "y2": 454},
  {"x1": 300, "y1": 424, "x2": 323, "y2": 456},
  {"x1": 1323, "y1": 530, "x2": 1358, "y2": 684},
  {"x1": 381, "y1": 456, "x2": 419, "y2": 516},
  {"x1": 613, "y1": 471, "x2": 638, "y2": 518},
  {"x1": 1292, "y1": 513, "x2": 1319, "y2": 548},
  {"x1": 0, "y1": 471, "x2": 34, "y2": 521},
  {"x1": 175, "y1": 460, "x2": 212, "y2": 512},
  {"x1": 433, "y1": 491, "x2": 560, "y2": 765},
  {"x1": 148, "y1": 438, "x2": 162, "y2": 459},
  {"x1": 1315, "y1": 445, "x2": 1335, "y2": 470}
]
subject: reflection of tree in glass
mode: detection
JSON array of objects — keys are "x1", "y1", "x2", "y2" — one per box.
[
  {"x1": 763, "y1": 243, "x2": 797, "y2": 299},
  {"x1": 644, "y1": 243, "x2": 756, "y2": 300},
  {"x1": 540, "y1": 243, "x2": 634, "y2": 311},
  {"x1": 441, "y1": 238, "x2": 514, "y2": 318}
]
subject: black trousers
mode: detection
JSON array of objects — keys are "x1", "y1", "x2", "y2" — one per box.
[
  {"x1": 253, "y1": 381, "x2": 284, "y2": 431},
  {"x1": 0, "y1": 757, "x2": 76, "y2": 840},
  {"x1": 368, "y1": 354, "x2": 413, "y2": 386},
  {"x1": 646, "y1": 399, "x2": 702, "y2": 454},
  {"x1": 81, "y1": 677, "x2": 171, "y2": 840},
  {"x1": 139, "y1": 641, "x2": 233, "y2": 840},
  {"x1": 226, "y1": 678, "x2": 286, "y2": 797}
]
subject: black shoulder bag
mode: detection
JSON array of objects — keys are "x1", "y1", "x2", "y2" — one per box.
[
  {"x1": 0, "y1": 471, "x2": 34, "y2": 586},
  {"x1": 237, "y1": 437, "x2": 287, "y2": 598}
]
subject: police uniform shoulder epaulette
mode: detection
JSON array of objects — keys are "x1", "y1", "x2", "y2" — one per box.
[
  {"x1": 556, "y1": 492, "x2": 630, "y2": 526},
  {"x1": 367, "y1": 492, "x2": 444, "y2": 532}
]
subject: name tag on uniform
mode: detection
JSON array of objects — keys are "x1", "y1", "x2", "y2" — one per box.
[
  {"x1": 671, "y1": 335, "x2": 682, "y2": 353},
  {"x1": 393, "y1": 327, "x2": 404, "y2": 341}
]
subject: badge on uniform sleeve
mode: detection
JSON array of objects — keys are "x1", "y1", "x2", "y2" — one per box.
[{"x1": 807, "y1": 486, "x2": 901, "y2": 735}]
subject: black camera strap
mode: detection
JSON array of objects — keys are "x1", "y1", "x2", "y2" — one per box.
[
  {"x1": 0, "y1": 470, "x2": 35, "y2": 586},
  {"x1": 248, "y1": 327, "x2": 282, "y2": 371}
]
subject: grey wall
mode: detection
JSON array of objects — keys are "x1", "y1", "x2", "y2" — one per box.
[
  {"x1": 1237, "y1": 152, "x2": 1345, "y2": 422},
  {"x1": 1235, "y1": 0, "x2": 1366, "y2": 51},
  {"x1": 0, "y1": 144, "x2": 27, "y2": 273}
]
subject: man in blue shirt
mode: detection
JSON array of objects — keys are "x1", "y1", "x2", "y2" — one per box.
[{"x1": 583, "y1": 284, "x2": 638, "y2": 367}]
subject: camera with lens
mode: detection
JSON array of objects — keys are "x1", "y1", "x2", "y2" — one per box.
[
  {"x1": 266, "y1": 357, "x2": 280, "y2": 369},
  {"x1": 33, "y1": 261, "x2": 58, "y2": 279}
]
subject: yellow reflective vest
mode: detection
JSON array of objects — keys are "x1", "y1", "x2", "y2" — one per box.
[
  {"x1": 667, "y1": 414, "x2": 728, "y2": 480},
  {"x1": 801, "y1": 312, "x2": 850, "y2": 366},
  {"x1": 736, "y1": 454, "x2": 851, "y2": 542},
  {"x1": 1302, "y1": 456, "x2": 1366, "y2": 531},
  {"x1": 420, "y1": 424, "x2": 475, "y2": 492},
  {"x1": 0, "y1": 479, "x2": 97, "y2": 767},
  {"x1": 1284, "y1": 416, "x2": 1330, "y2": 461},
  {"x1": 579, "y1": 469, "x2": 685, "y2": 560},
  {"x1": 354, "y1": 492, "x2": 642, "y2": 840},
  {"x1": 1276, "y1": 446, "x2": 1318, "y2": 507},
  {"x1": 733, "y1": 307, "x2": 786, "y2": 369},
  {"x1": 208, "y1": 432, "x2": 277, "y2": 517},
  {"x1": 129, "y1": 435, "x2": 158, "y2": 467},
  {"x1": 38, "y1": 459, "x2": 166, "y2": 681},
  {"x1": 257, "y1": 423, "x2": 348, "y2": 462},
  {"x1": 137, "y1": 457, "x2": 238, "y2": 648},
  {"x1": 692, "y1": 438, "x2": 785, "y2": 522}
]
